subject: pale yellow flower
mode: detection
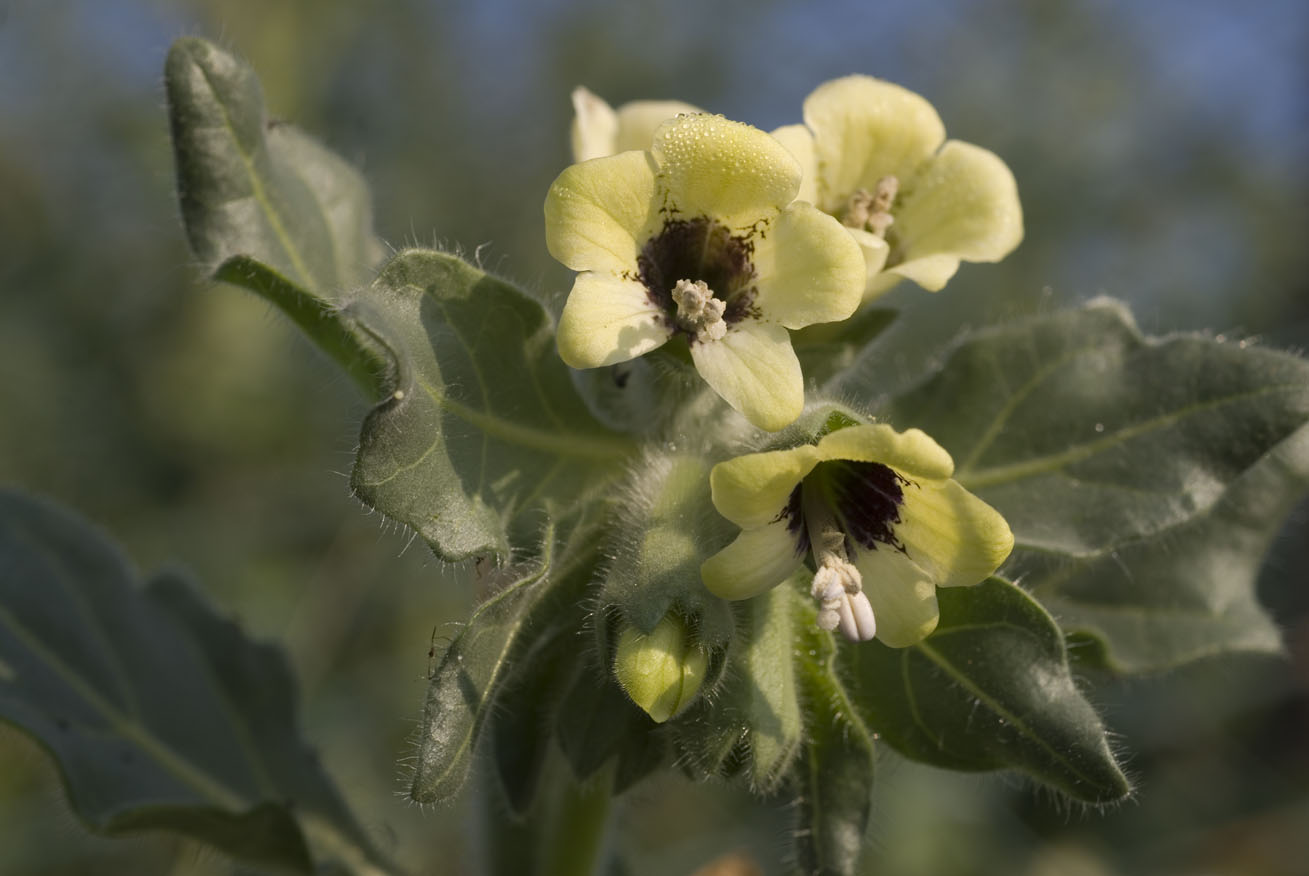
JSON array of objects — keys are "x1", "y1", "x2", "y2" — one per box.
[
  {"x1": 773, "y1": 75, "x2": 1023, "y2": 301},
  {"x1": 569, "y1": 86, "x2": 702, "y2": 163},
  {"x1": 702, "y1": 423, "x2": 1013, "y2": 647},
  {"x1": 544, "y1": 113, "x2": 865, "y2": 431}
]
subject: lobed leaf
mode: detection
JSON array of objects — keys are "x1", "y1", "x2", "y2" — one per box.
[
  {"x1": 1026, "y1": 423, "x2": 1309, "y2": 672},
  {"x1": 347, "y1": 250, "x2": 634, "y2": 560},
  {"x1": 166, "y1": 37, "x2": 388, "y2": 397},
  {"x1": 877, "y1": 299, "x2": 1309, "y2": 672},
  {"x1": 0, "y1": 491, "x2": 389, "y2": 875},
  {"x1": 845, "y1": 577, "x2": 1129, "y2": 803}
]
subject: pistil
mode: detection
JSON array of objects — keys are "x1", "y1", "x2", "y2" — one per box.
[
  {"x1": 671, "y1": 279, "x2": 727, "y2": 342},
  {"x1": 803, "y1": 496, "x2": 865, "y2": 633}
]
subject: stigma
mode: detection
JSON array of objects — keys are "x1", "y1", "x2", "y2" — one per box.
[{"x1": 672, "y1": 279, "x2": 728, "y2": 342}]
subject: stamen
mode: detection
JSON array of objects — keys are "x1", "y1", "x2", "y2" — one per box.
[
  {"x1": 842, "y1": 175, "x2": 899, "y2": 239},
  {"x1": 671, "y1": 278, "x2": 727, "y2": 342},
  {"x1": 836, "y1": 590, "x2": 877, "y2": 642},
  {"x1": 803, "y1": 491, "x2": 870, "y2": 637},
  {"x1": 809, "y1": 531, "x2": 864, "y2": 632},
  {"x1": 843, "y1": 189, "x2": 874, "y2": 231}
]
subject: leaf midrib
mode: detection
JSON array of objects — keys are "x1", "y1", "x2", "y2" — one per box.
[
  {"x1": 195, "y1": 61, "x2": 318, "y2": 291},
  {"x1": 957, "y1": 383, "x2": 1304, "y2": 490},
  {"x1": 0, "y1": 600, "x2": 248, "y2": 813},
  {"x1": 914, "y1": 637, "x2": 1106, "y2": 789}
]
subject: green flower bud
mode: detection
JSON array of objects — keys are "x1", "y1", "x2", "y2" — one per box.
[{"x1": 614, "y1": 615, "x2": 708, "y2": 723}]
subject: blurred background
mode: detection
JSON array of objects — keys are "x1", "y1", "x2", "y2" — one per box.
[{"x1": 1, "y1": 0, "x2": 1306, "y2": 873}]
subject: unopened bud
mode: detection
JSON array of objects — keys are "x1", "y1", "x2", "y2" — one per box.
[{"x1": 613, "y1": 615, "x2": 708, "y2": 723}]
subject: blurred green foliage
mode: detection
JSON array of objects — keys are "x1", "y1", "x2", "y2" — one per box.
[{"x1": 0, "y1": 0, "x2": 1305, "y2": 873}]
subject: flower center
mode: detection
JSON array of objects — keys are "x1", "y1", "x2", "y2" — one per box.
[
  {"x1": 842, "y1": 175, "x2": 898, "y2": 239},
  {"x1": 812, "y1": 459, "x2": 910, "y2": 555},
  {"x1": 671, "y1": 279, "x2": 727, "y2": 342},
  {"x1": 801, "y1": 493, "x2": 864, "y2": 632},
  {"x1": 637, "y1": 216, "x2": 758, "y2": 343}
]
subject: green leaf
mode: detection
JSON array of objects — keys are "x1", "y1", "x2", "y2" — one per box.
[
  {"x1": 165, "y1": 37, "x2": 387, "y2": 397},
  {"x1": 409, "y1": 522, "x2": 594, "y2": 804},
  {"x1": 0, "y1": 491, "x2": 390, "y2": 875},
  {"x1": 347, "y1": 249, "x2": 635, "y2": 560},
  {"x1": 845, "y1": 578, "x2": 1129, "y2": 803},
  {"x1": 1030, "y1": 423, "x2": 1309, "y2": 673},
  {"x1": 878, "y1": 298, "x2": 1309, "y2": 671},
  {"x1": 489, "y1": 621, "x2": 574, "y2": 815},
  {"x1": 793, "y1": 605, "x2": 875, "y2": 876},
  {"x1": 739, "y1": 584, "x2": 802, "y2": 791},
  {"x1": 213, "y1": 256, "x2": 390, "y2": 398}
]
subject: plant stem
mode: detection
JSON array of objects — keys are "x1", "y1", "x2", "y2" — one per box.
[
  {"x1": 481, "y1": 751, "x2": 615, "y2": 876},
  {"x1": 539, "y1": 761, "x2": 614, "y2": 876}
]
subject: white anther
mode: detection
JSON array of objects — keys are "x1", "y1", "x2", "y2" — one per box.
[
  {"x1": 812, "y1": 528, "x2": 862, "y2": 595},
  {"x1": 843, "y1": 175, "x2": 899, "y2": 239},
  {"x1": 836, "y1": 590, "x2": 877, "y2": 642},
  {"x1": 810, "y1": 527, "x2": 866, "y2": 637},
  {"x1": 672, "y1": 279, "x2": 727, "y2": 342}
]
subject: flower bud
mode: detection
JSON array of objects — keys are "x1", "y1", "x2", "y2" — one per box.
[{"x1": 613, "y1": 615, "x2": 708, "y2": 723}]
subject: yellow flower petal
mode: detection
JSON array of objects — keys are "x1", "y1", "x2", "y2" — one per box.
[
  {"x1": 544, "y1": 149, "x2": 659, "y2": 274},
  {"x1": 882, "y1": 253, "x2": 961, "y2": 293},
  {"x1": 803, "y1": 75, "x2": 945, "y2": 214},
  {"x1": 770, "y1": 123, "x2": 818, "y2": 205},
  {"x1": 890, "y1": 139, "x2": 1024, "y2": 290},
  {"x1": 556, "y1": 271, "x2": 671, "y2": 368},
  {"x1": 570, "y1": 88, "x2": 704, "y2": 162},
  {"x1": 750, "y1": 202, "x2": 865, "y2": 329},
  {"x1": 853, "y1": 548, "x2": 940, "y2": 647},
  {"x1": 701, "y1": 517, "x2": 805, "y2": 601},
  {"x1": 844, "y1": 226, "x2": 892, "y2": 299},
  {"x1": 893, "y1": 477, "x2": 1014, "y2": 588},
  {"x1": 690, "y1": 321, "x2": 803, "y2": 432},
  {"x1": 816, "y1": 424, "x2": 954, "y2": 480},
  {"x1": 710, "y1": 444, "x2": 822, "y2": 529},
  {"x1": 569, "y1": 86, "x2": 619, "y2": 162},
  {"x1": 613, "y1": 99, "x2": 703, "y2": 154},
  {"x1": 652, "y1": 114, "x2": 802, "y2": 231}
]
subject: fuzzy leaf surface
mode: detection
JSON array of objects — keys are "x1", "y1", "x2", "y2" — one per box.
[
  {"x1": 0, "y1": 491, "x2": 388, "y2": 875},
  {"x1": 1030, "y1": 423, "x2": 1309, "y2": 672},
  {"x1": 878, "y1": 299, "x2": 1309, "y2": 672},
  {"x1": 676, "y1": 582, "x2": 802, "y2": 792},
  {"x1": 347, "y1": 250, "x2": 633, "y2": 560},
  {"x1": 846, "y1": 578, "x2": 1128, "y2": 803},
  {"x1": 410, "y1": 523, "x2": 595, "y2": 804},
  {"x1": 165, "y1": 37, "x2": 387, "y2": 396}
]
